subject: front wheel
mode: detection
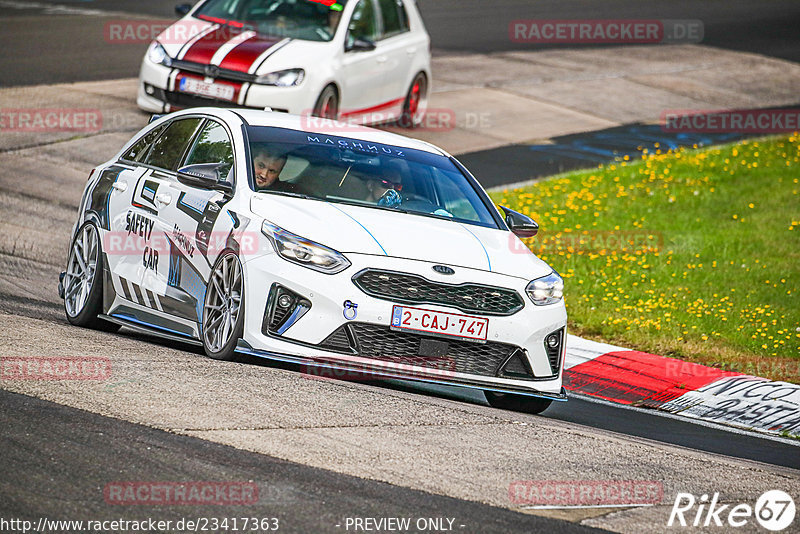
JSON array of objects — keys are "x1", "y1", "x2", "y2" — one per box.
[
  {"x1": 312, "y1": 85, "x2": 339, "y2": 119},
  {"x1": 202, "y1": 252, "x2": 245, "y2": 361},
  {"x1": 485, "y1": 391, "x2": 553, "y2": 414}
]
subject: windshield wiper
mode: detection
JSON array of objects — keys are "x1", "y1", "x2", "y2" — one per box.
[{"x1": 326, "y1": 197, "x2": 409, "y2": 214}]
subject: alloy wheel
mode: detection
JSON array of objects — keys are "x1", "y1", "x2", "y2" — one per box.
[
  {"x1": 64, "y1": 224, "x2": 99, "y2": 318},
  {"x1": 203, "y1": 254, "x2": 243, "y2": 353}
]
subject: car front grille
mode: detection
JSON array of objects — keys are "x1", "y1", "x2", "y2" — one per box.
[
  {"x1": 171, "y1": 59, "x2": 258, "y2": 83},
  {"x1": 319, "y1": 323, "x2": 529, "y2": 379},
  {"x1": 153, "y1": 86, "x2": 288, "y2": 113},
  {"x1": 352, "y1": 269, "x2": 525, "y2": 316}
]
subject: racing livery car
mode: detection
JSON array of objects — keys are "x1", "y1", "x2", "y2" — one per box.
[
  {"x1": 60, "y1": 109, "x2": 567, "y2": 413},
  {"x1": 138, "y1": 0, "x2": 431, "y2": 127}
]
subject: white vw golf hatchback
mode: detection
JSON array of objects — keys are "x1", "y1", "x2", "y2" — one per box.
[{"x1": 138, "y1": 0, "x2": 432, "y2": 127}]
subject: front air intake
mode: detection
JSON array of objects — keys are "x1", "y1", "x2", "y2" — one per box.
[
  {"x1": 543, "y1": 328, "x2": 565, "y2": 376},
  {"x1": 262, "y1": 284, "x2": 311, "y2": 336}
]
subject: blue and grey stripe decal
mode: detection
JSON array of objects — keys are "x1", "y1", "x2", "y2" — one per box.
[
  {"x1": 327, "y1": 203, "x2": 388, "y2": 256},
  {"x1": 459, "y1": 223, "x2": 492, "y2": 271}
]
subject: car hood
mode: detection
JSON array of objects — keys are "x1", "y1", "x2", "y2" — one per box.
[
  {"x1": 250, "y1": 195, "x2": 553, "y2": 279},
  {"x1": 159, "y1": 19, "x2": 327, "y2": 75}
]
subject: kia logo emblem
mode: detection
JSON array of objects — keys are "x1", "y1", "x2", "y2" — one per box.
[{"x1": 432, "y1": 265, "x2": 455, "y2": 275}]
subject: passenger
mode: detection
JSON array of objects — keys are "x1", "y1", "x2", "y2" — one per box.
[{"x1": 365, "y1": 165, "x2": 403, "y2": 206}]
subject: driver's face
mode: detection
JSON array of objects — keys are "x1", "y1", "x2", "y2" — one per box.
[{"x1": 254, "y1": 156, "x2": 286, "y2": 188}]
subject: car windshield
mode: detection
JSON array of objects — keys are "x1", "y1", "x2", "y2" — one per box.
[
  {"x1": 194, "y1": 0, "x2": 348, "y2": 42},
  {"x1": 245, "y1": 126, "x2": 501, "y2": 229}
]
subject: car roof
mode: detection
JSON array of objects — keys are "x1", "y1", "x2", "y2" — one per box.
[{"x1": 231, "y1": 109, "x2": 448, "y2": 156}]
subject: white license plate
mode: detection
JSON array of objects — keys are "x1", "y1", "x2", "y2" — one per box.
[
  {"x1": 391, "y1": 305, "x2": 489, "y2": 342},
  {"x1": 179, "y1": 77, "x2": 235, "y2": 101}
]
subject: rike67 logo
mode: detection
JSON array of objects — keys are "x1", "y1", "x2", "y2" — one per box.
[{"x1": 668, "y1": 490, "x2": 796, "y2": 531}]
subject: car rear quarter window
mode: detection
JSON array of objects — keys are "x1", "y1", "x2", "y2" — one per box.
[
  {"x1": 378, "y1": 0, "x2": 409, "y2": 38},
  {"x1": 144, "y1": 118, "x2": 203, "y2": 171},
  {"x1": 122, "y1": 125, "x2": 165, "y2": 163},
  {"x1": 183, "y1": 120, "x2": 235, "y2": 179}
]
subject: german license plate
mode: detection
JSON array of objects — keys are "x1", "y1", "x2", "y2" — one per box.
[
  {"x1": 391, "y1": 305, "x2": 488, "y2": 342},
  {"x1": 179, "y1": 77, "x2": 235, "y2": 101}
]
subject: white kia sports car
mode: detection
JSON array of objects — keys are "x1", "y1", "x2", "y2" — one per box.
[
  {"x1": 138, "y1": 0, "x2": 431, "y2": 127},
  {"x1": 60, "y1": 109, "x2": 567, "y2": 413}
]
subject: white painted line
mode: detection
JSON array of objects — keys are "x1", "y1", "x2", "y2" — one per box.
[
  {"x1": 521, "y1": 503, "x2": 654, "y2": 510},
  {"x1": 565, "y1": 334, "x2": 626, "y2": 369}
]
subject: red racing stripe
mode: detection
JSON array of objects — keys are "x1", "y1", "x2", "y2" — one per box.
[
  {"x1": 340, "y1": 98, "x2": 405, "y2": 118},
  {"x1": 564, "y1": 350, "x2": 741, "y2": 406},
  {"x1": 218, "y1": 35, "x2": 283, "y2": 73},
  {"x1": 182, "y1": 25, "x2": 245, "y2": 64}
]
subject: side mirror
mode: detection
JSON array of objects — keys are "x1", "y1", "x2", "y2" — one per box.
[
  {"x1": 177, "y1": 163, "x2": 233, "y2": 195},
  {"x1": 345, "y1": 37, "x2": 377, "y2": 52},
  {"x1": 175, "y1": 3, "x2": 192, "y2": 16},
  {"x1": 500, "y1": 206, "x2": 539, "y2": 238}
]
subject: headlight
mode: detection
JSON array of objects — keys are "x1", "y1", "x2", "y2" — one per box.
[
  {"x1": 147, "y1": 42, "x2": 172, "y2": 67},
  {"x1": 261, "y1": 221, "x2": 350, "y2": 274},
  {"x1": 526, "y1": 271, "x2": 564, "y2": 306},
  {"x1": 254, "y1": 68, "x2": 305, "y2": 86}
]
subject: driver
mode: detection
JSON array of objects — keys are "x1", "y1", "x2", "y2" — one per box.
[{"x1": 253, "y1": 147, "x2": 295, "y2": 192}]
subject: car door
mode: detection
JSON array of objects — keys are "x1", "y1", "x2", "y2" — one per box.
[
  {"x1": 165, "y1": 118, "x2": 237, "y2": 324},
  {"x1": 127, "y1": 116, "x2": 204, "y2": 319},
  {"x1": 101, "y1": 123, "x2": 165, "y2": 313},
  {"x1": 374, "y1": 0, "x2": 414, "y2": 114},
  {"x1": 340, "y1": 0, "x2": 389, "y2": 122}
]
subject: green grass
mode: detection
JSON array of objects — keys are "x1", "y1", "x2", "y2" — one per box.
[{"x1": 489, "y1": 135, "x2": 800, "y2": 383}]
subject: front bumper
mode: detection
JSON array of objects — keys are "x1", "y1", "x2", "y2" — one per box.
[
  {"x1": 137, "y1": 58, "x2": 310, "y2": 114},
  {"x1": 240, "y1": 252, "x2": 568, "y2": 396},
  {"x1": 236, "y1": 338, "x2": 567, "y2": 401}
]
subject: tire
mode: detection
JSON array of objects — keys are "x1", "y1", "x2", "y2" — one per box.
[
  {"x1": 312, "y1": 85, "x2": 339, "y2": 119},
  {"x1": 485, "y1": 391, "x2": 553, "y2": 414},
  {"x1": 202, "y1": 251, "x2": 245, "y2": 361},
  {"x1": 63, "y1": 222, "x2": 119, "y2": 332},
  {"x1": 398, "y1": 72, "x2": 428, "y2": 128}
]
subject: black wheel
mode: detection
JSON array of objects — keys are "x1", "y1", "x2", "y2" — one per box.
[
  {"x1": 398, "y1": 72, "x2": 427, "y2": 128},
  {"x1": 485, "y1": 391, "x2": 553, "y2": 414},
  {"x1": 313, "y1": 85, "x2": 339, "y2": 119},
  {"x1": 202, "y1": 252, "x2": 245, "y2": 361},
  {"x1": 63, "y1": 222, "x2": 119, "y2": 332}
]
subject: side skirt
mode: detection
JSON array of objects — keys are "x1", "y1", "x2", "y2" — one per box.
[{"x1": 100, "y1": 313, "x2": 202, "y2": 347}]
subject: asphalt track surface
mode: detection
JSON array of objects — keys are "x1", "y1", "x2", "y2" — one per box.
[
  {"x1": 2, "y1": 0, "x2": 800, "y2": 87},
  {"x1": 0, "y1": 389, "x2": 606, "y2": 534},
  {"x1": 2, "y1": 1, "x2": 800, "y2": 532}
]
